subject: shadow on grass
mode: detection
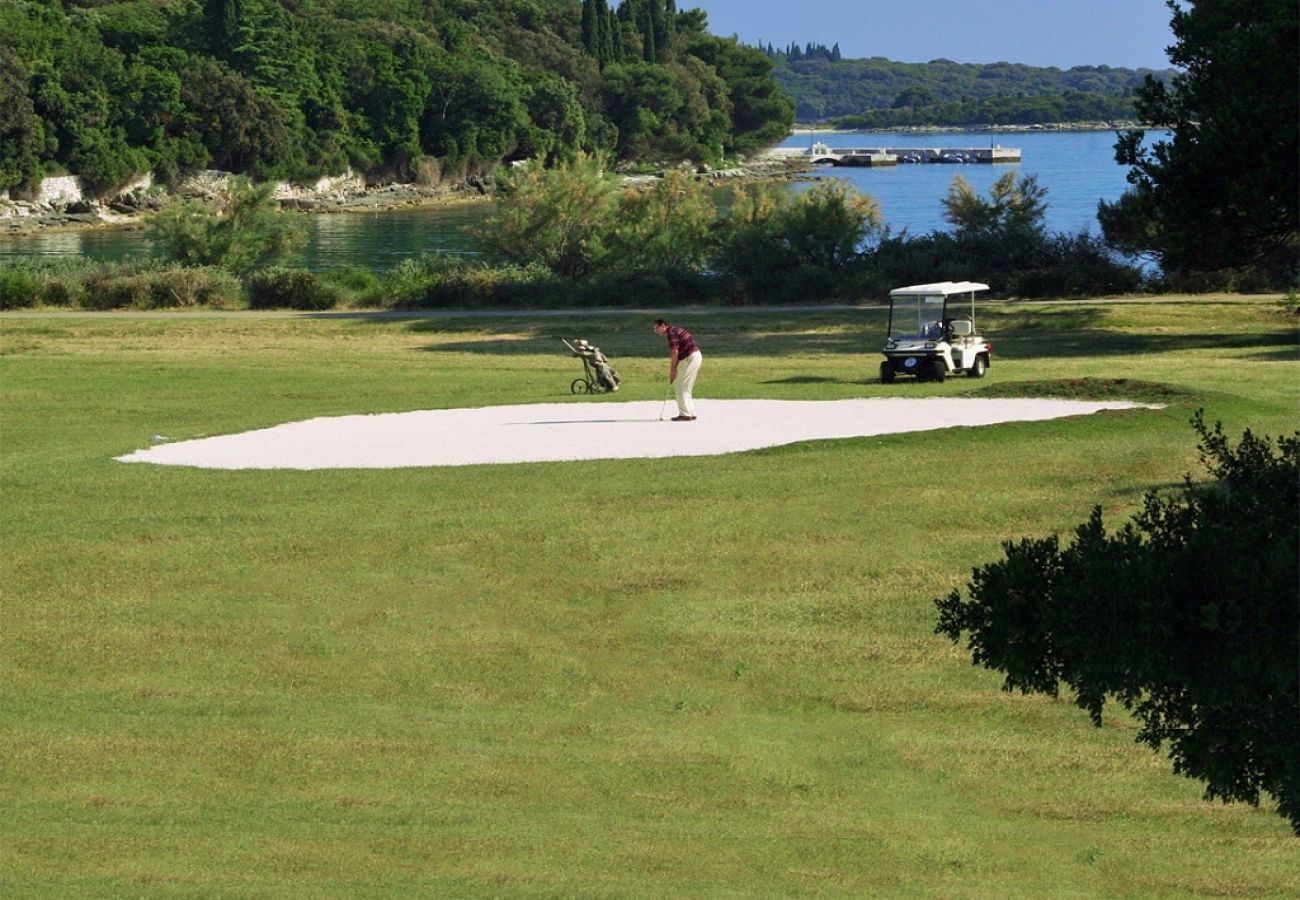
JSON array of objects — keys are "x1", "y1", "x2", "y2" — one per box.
[
  {"x1": 991, "y1": 328, "x2": 1295, "y2": 360},
  {"x1": 1240, "y1": 347, "x2": 1300, "y2": 362},
  {"x1": 1100, "y1": 480, "x2": 1188, "y2": 499},
  {"x1": 330, "y1": 304, "x2": 1296, "y2": 363},
  {"x1": 760, "y1": 375, "x2": 852, "y2": 385},
  {"x1": 405, "y1": 315, "x2": 884, "y2": 359},
  {"x1": 966, "y1": 378, "x2": 1198, "y2": 404}
]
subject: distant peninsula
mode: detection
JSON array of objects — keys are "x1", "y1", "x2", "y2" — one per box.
[{"x1": 755, "y1": 43, "x2": 1175, "y2": 127}]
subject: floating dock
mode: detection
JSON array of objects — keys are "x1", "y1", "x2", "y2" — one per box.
[{"x1": 778, "y1": 142, "x2": 1022, "y2": 166}]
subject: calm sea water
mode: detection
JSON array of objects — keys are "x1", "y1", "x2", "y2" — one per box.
[
  {"x1": 781, "y1": 129, "x2": 1149, "y2": 237},
  {"x1": 0, "y1": 130, "x2": 1159, "y2": 270}
]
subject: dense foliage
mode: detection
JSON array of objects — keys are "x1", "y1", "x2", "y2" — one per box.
[
  {"x1": 0, "y1": 0, "x2": 793, "y2": 193},
  {"x1": 478, "y1": 159, "x2": 883, "y2": 298},
  {"x1": 935, "y1": 414, "x2": 1300, "y2": 833},
  {"x1": 1099, "y1": 0, "x2": 1299, "y2": 284},
  {"x1": 762, "y1": 53, "x2": 1172, "y2": 123}
]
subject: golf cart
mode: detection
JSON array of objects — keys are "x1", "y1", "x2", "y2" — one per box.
[{"x1": 879, "y1": 281, "x2": 992, "y2": 383}]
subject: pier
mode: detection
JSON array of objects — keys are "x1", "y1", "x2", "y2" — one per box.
[{"x1": 771, "y1": 142, "x2": 1022, "y2": 166}]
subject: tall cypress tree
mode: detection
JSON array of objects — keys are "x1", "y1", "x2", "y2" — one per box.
[
  {"x1": 652, "y1": 0, "x2": 672, "y2": 61},
  {"x1": 597, "y1": 0, "x2": 616, "y2": 66},
  {"x1": 607, "y1": 7, "x2": 624, "y2": 63},
  {"x1": 581, "y1": 0, "x2": 597, "y2": 55}
]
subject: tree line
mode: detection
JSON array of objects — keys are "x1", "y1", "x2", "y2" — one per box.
[
  {"x1": 0, "y1": 0, "x2": 793, "y2": 194},
  {"x1": 759, "y1": 42, "x2": 842, "y2": 63},
  {"x1": 762, "y1": 51, "x2": 1172, "y2": 122},
  {"x1": 831, "y1": 91, "x2": 1139, "y2": 129}
]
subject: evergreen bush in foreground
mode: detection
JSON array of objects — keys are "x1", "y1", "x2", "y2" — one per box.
[{"x1": 935, "y1": 413, "x2": 1300, "y2": 833}]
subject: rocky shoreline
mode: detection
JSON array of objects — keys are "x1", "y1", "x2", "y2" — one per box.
[{"x1": 0, "y1": 158, "x2": 808, "y2": 238}]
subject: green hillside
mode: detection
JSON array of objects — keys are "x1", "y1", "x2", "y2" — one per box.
[{"x1": 0, "y1": 0, "x2": 794, "y2": 193}]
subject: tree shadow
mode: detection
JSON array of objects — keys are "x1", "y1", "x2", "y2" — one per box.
[
  {"x1": 401, "y1": 312, "x2": 887, "y2": 358},
  {"x1": 991, "y1": 328, "x2": 1295, "y2": 359},
  {"x1": 326, "y1": 304, "x2": 1298, "y2": 363},
  {"x1": 760, "y1": 375, "x2": 849, "y2": 385}
]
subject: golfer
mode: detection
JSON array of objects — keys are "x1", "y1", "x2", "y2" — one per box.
[{"x1": 652, "y1": 318, "x2": 702, "y2": 421}]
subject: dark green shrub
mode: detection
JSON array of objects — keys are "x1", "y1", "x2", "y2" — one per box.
[
  {"x1": 245, "y1": 268, "x2": 340, "y2": 310},
  {"x1": 581, "y1": 267, "x2": 723, "y2": 308},
  {"x1": 80, "y1": 269, "x2": 146, "y2": 309},
  {"x1": 72, "y1": 263, "x2": 239, "y2": 309},
  {"x1": 1008, "y1": 232, "x2": 1144, "y2": 298},
  {"x1": 0, "y1": 267, "x2": 41, "y2": 309},
  {"x1": 936, "y1": 413, "x2": 1299, "y2": 832},
  {"x1": 868, "y1": 228, "x2": 1145, "y2": 299},
  {"x1": 320, "y1": 266, "x2": 382, "y2": 306},
  {"x1": 39, "y1": 274, "x2": 79, "y2": 308},
  {"x1": 144, "y1": 267, "x2": 241, "y2": 308}
]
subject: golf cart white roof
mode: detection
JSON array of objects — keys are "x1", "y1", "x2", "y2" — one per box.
[{"x1": 889, "y1": 281, "x2": 989, "y2": 298}]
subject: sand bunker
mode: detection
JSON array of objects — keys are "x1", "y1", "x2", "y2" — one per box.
[{"x1": 114, "y1": 398, "x2": 1160, "y2": 470}]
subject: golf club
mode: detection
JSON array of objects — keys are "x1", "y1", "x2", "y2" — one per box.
[{"x1": 658, "y1": 380, "x2": 672, "y2": 421}]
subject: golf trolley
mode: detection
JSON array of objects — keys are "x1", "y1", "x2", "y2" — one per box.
[
  {"x1": 879, "y1": 281, "x2": 993, "y2": 383},
  {"x1": 563, "y1": 338, "x2": 621, "y2": 394}
]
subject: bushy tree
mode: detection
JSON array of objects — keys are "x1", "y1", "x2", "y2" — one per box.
[
  {"x1": 683, "y1": 33, "x2": 795, "y2": 155},
  {"x1": 1099, "y1": 0, "x2": 1299, "y2": 280},
  {"x1": 477, "y1": 157, "x2": 618, "y2": 279},
  {"x1": 0, "y1": 48, "x2": 45, "y2": 190},
  {"x1": 943, "y1": 171, "x2": 1047, "y2": 241},
  {"x1": 935, "y1": 413, "x2": 1300, "y2": 833},
  {"x1": 610, "y1": 168, "x2": 717, "y2": 269},
  {"x1": 422, "y1": 51, "x2": 529, "y2": 173},
  {"x1": 712, "y1": 180, "x2": 882, "y2": 299},
  {"x1": 776, "y1": 181, "x2": 883, "y2": 269},
  {"x1": 149, "y1": 177, "x2": 304, "y2": 274}
]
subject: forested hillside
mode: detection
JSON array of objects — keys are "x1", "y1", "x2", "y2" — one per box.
[
  {"x1": 0, "y1": 0, "x2": 794, "y2": 193},
  {"x1": 761, "y1": 48, "x2": 1174, "y2": 125}
]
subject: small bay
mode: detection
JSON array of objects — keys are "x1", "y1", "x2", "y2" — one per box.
[{"x1": 0, "y1": 129, "x2": 1164, "y2": 271}]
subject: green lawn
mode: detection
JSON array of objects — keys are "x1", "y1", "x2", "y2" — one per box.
[{"x1": 2, "y1": 297, "x2": 1297, "y2": 897}]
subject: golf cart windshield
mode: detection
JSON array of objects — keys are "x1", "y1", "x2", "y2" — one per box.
[
  {"x1": 886, "y1": 281, "x2": 989, "y2": 339},
  {"x1": 888, "y1": 295, "x2": 947, "y2": 339}
]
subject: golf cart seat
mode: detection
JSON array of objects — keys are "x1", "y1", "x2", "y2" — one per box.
[{"x1": 948, "y1": 318, "x2": 973, "y2": 336}]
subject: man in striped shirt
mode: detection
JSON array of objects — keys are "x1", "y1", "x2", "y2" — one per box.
[{"x1": 653, "y1": 318, "x2": 703, "y2": 421}]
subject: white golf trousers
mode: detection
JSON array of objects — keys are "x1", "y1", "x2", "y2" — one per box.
[{"x1": 675, "y1": 350, "x2": 702, "y2": 416}]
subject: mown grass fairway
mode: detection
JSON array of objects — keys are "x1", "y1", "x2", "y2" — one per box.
[{"x1": 2, "y1": 298, "x2": 1297, "y2": 897}]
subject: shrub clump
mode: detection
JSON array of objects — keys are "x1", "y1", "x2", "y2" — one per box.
[
  {"x1": 1, "y1": 261, "x2": 240, "y2": 309},
  {"x1": 245, "y1": 268, "x2": 340, "y2": 310},
  {"x1": 0, "y1": 267, "x2": 41, "y2": 309},
  {"x1": 82, "y1": 265, "x2": 240, "y2": 309}
]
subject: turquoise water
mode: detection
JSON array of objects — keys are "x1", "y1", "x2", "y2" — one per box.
[{"x1": 0, "y1": 130, "x2": 1157, "y2": 271}]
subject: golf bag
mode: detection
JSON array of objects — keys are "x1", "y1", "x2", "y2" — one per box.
[{"x1": 565, "y1": 339, "x2": 621, "y2": 393}]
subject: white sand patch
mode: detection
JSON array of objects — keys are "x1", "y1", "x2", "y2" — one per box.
[{"x1": 115, "y1": 398, "x2": 1160, "y2": 470}]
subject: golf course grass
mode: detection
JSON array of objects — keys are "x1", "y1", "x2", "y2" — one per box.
[{"x1": 2, "y1": 296, "x2": 1297, "y2": 897}]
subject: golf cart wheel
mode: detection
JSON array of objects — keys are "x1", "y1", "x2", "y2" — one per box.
[
  {"x1": 967, "y1": 355, "x2": 988, "y2": 378},
  {"x1": 927, "y1": 359, "x2": 946, "y2": 382},
  {"x1": 570, "y1": 378, "x2": 590, "y2": 394},
  {"x1": 880, "y1": 361, "x2": 896, "y2": 384}
]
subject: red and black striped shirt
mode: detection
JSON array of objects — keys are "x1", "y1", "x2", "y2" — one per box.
[{"x1": 665, "y1": 325, "x2": 698, "y2": 358}]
